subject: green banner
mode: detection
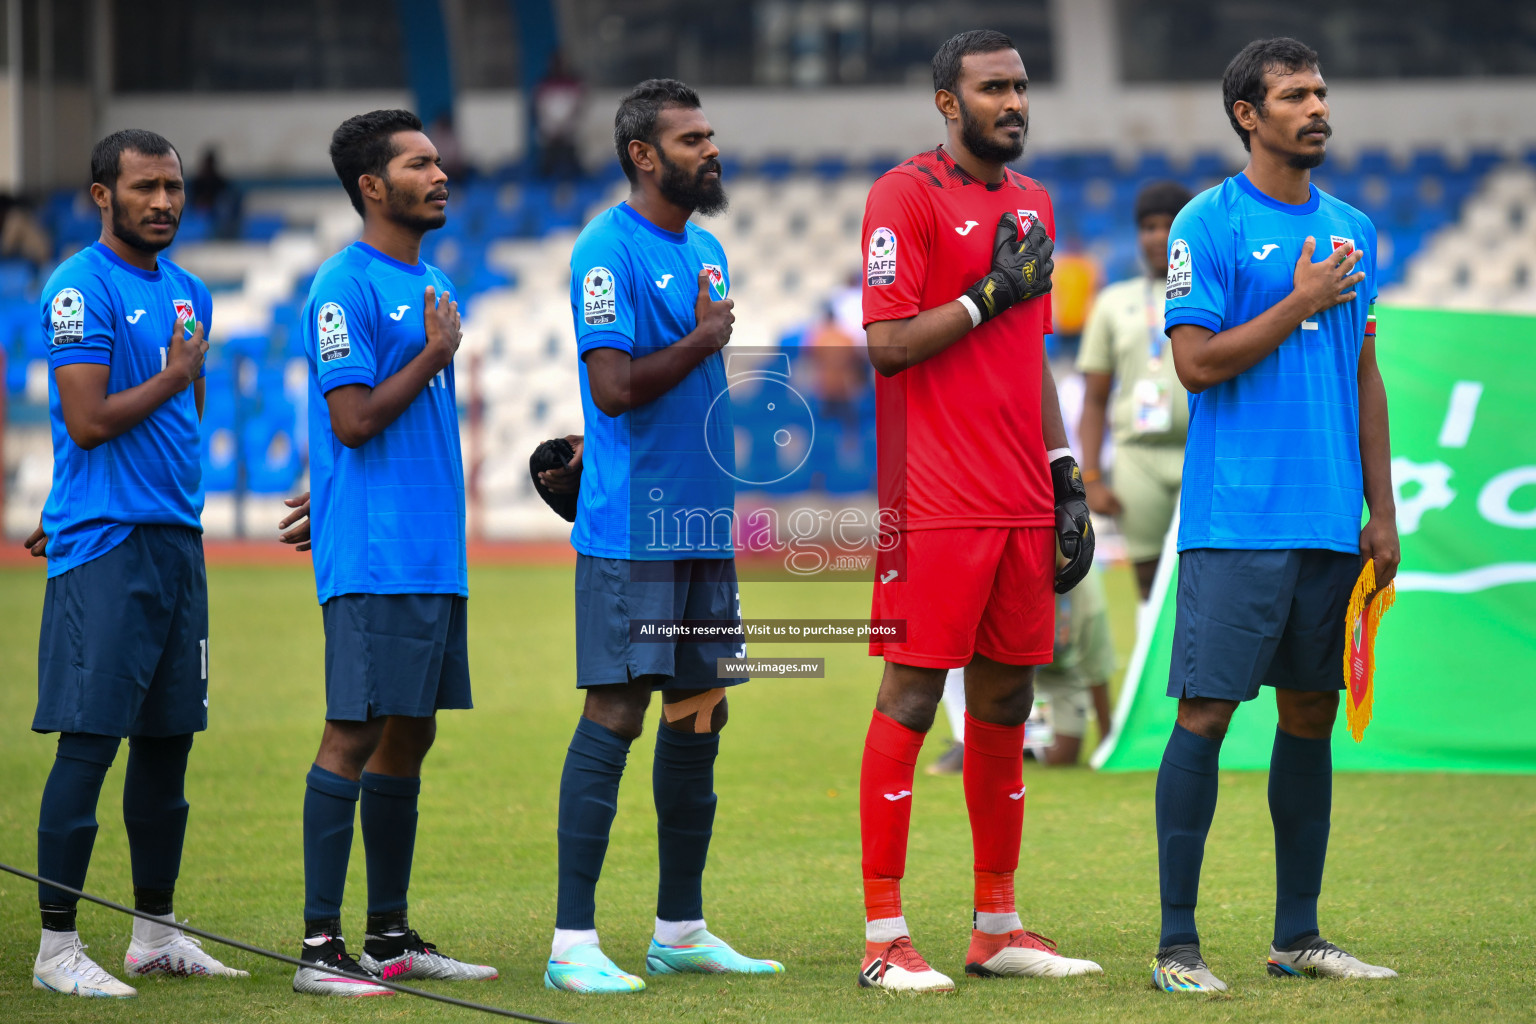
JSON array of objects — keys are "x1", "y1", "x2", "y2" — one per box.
[{"x1": 1095, "y1": 307, "x2": 1536, "y2": 773}]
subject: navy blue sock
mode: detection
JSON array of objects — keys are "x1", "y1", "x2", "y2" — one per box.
[
  {"x1": 123, "y1": 734, "x2": 194, "y2": 893},
  {"x1": 555, "y1": 717, "x2": 631, "y2": 931},
  {"x1": 1269, "y1": 727, "x2": 1332, "y2": 949},
  {"x1": 37, "y1": 733, "x2": 120, "y2": 923},
  {"x1": 1156, "y1": 724, "x2": 1222, "y2": 948},
  {"x1": 653, "y1": 725, "x2": 719, "y2": 923},
  {"x1": 303, "y1": 765, "x2": 360, "y2": 922},
  {"x1": 360, "y1": 771, "x2": 420, "y2": 917}
]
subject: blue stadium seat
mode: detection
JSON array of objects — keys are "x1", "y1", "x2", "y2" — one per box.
[
  {"x1": 1353, "y1": 149, "x2": 1395, "y2": 177},
  {"x1": 810, "y1": 156, "x2": 848, "y2": 180},
  {"x1": 755, "y1": 155, "x2": 797, "y2": 181},
  {"x1": 242, "y1": 414, "x2": 303, "y2": 492},
  {"x1": 201, "y1": 420, "x2": 239, "y2": 493},
  {"x1": 0, "y1": 260, "x2": 35, "y2": 299},
  {"x1": 240, "y1": 212, "x2": 286, "y2": 242},
  {"x1": 1132, "y1": 151, "x2": 1178, "y2": 181}
]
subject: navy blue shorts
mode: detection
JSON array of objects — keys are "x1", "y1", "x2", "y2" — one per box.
[
  {"x1": 321, "y1": 593, "x2": 472, "y2": 720},
  {"x1": 575, "y1": 556, "x2": 748, "y2": 690},
  {"x1": 35, "y1": 525, "x2": 208, "y2": 738},
  {"x1": 1168, "y1": 548, "x2": 1358, "y2": 702}
]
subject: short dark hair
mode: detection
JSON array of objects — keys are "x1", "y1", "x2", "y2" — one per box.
[
  {"x1": 329, "y1": 109, "x2": 424, "y2": 216},
  {"x1": 1134, "y1": 180, "x2": 1193, "y2": 225},
  {"x1": 613, "y1": 78, "x2": 701, "y2": 185},
  {"x1": 1222, "y1": 37, "x2": 1320, "y2": 152},
  {"x1": 91, "y1": 130, "x2": 179, "y2": 190},
  {"x1": 932, "y1": 29, "x2": 1016, "y2": 95}
]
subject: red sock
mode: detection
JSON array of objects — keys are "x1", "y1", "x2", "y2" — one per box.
[
  {"x1": 860, "y1": 709, "x2": 925, "y2": 921},
  {"x1": 963, "y1": 712, "x2": 1025, "y2": 915}
]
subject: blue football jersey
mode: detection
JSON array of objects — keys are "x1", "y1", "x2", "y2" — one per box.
[
  {"x1": 568, "y1": 203, "x2": 735, "y2": 560},
  {"x1": 304, "y1": 242, "x2": 467, "y2": 602},
  {"x1": 1164, "y1": 174, "x2": 1378, "y2": 555},
  {"x1": 40, "y1": 242, "x2": 212, "y2": 578}
]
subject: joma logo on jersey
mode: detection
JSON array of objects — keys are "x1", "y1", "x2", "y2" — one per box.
[
  {"x1": 583, "y1": 266, "x2": 617, "y2": 325},
  {"x1": 866, "y1": 226, "x2": 897, "y2": 286}
]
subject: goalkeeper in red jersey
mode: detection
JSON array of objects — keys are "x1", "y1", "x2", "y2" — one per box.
[{"x1": 854, "y1": 29, "x2": 1101, "y2": 992}]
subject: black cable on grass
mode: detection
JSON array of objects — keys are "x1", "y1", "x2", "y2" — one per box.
[{"x1": 0, "y1": 862, "x2": 576, "y2": 1024}]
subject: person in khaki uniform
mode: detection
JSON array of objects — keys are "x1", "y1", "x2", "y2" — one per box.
[{"x1": 1077, "y1": 181, "x2": 1193, "y2": 599}]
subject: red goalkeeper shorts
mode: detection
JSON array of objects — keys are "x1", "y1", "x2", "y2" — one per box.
[{"x1": 869, "y1": 526, "x2": 1055, "y2": 669}]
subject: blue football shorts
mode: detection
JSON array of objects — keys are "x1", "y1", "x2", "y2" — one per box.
[
  {"x1": 574, "y1": 555, "x2": 749, "y2": 690},
  {"x1": 321, "y1": 593, "x2": 472, "y2": 720},
  {"x1": 35, "y1": 525, "x2": 209, "y2": 738},
  {"x1": 1168, "y1": 547, "x2": 1358, "y2": 702}
]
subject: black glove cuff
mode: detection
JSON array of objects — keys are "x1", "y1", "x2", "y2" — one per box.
[
  {"x1": 962, "y1": 273, "x2": 1017, "y2": 325},
  {"x1": 1050, "y1": 454, "x2": 1085, "y2": 502}
]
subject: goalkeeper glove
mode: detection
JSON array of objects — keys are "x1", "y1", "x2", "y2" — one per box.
[
  {"x1": 1051, "y1": 454, "x2": 1095, "y2": 593},
  {"x1": 529, "y1": 436, "x2": 580, "y2": 522},
  {"x1": 962, "y1": 211, "x2": 1055, "y2": 324}
]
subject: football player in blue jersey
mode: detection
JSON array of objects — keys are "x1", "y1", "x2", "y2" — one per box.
[
  {"x1": 28, "y1": 129, "x2": 248, "y2": 998},
  {"x1": 277, "y1": 109, "x2": 495, "y2": 996},
  {"x1": 542, "y1": 79, "x2": 783, "y2": 994},
  {"x1": 1149, "y1": 38, "x2": 1400, "y2": 993}
]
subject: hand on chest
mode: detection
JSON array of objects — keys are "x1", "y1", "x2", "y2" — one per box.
[
  {"x1": 633, "y1": 250, "x2": 726, "y2": 352},
  {"x1": 117, "y1": 289, "x2": 200, "y2": 375},
  {"x1": 932, "y1": 195, "x2": 1042, "y2": 279}
]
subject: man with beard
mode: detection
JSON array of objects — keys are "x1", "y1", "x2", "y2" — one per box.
[
  {"x1": 543, "y1": 78, "x2": 783, "y2": 994},
  {"x1": 855, "y1": 30, "x2": 1100, "y2": 992},
  {"x1": 1151, "y1": 38, "x2": 1397, "y2": 992},
  {"x1": 285, "y1": 109, "x2": 495, "y2": 996},
  {"x1": 29, "y1": 129, "x2": 247, "y2": 997}
]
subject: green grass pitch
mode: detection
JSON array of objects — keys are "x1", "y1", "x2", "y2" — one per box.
[{"x1": 1, "y1": 563, "x2": 1532, "y2": 1023}]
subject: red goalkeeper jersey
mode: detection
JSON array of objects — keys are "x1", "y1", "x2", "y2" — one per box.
[{"x1": 861, "y1": 146, "x2": 1056, "y2": 531}]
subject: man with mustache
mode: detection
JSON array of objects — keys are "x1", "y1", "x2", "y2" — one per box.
[
  {"x1": 856, "y1": 30, "x2": 1100, "y2": 991},
  {"x1": 544, "y1": 78, "x2": 783, "y2": 993},
  {"x1": 1151, "y1": 37, "x2": 1398, "y2": 992},
  {"x1": 28, "y1": 129, "x2": 246, "y2": 997},
  {"x1": 284, "y1": 108, "x2": 495, "y2": 995}
]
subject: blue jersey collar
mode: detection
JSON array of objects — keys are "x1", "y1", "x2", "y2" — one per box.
[
  {"x1": 354, "y1": 241, "x2": 428, "y2": 275},
  {"x1": 92, "y1": 241, "x2": 163, "y2": 281},
  {"x1": 619, "y1": 202, "x2": 688, "y2": 244},
  {"x1": 1235, "y1": 172, "x2": 1320, "y2": 215}
]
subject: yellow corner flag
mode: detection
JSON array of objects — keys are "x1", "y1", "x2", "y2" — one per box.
[{"x1": 1344, "y1": 561, "x2": 1396, "y2": 742}]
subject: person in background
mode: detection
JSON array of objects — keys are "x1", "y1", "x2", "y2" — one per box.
[
  {"x1": 535, "y1": 53, "x2": 587, "y2": 180},
  {"x1": 1076, "y1": 181, "x2": 1193, "y2": 601},
  {"x1": 190, "y1": 148, "x2": 241, "y2": 240}
]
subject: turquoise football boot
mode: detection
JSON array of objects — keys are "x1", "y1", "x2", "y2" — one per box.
[
  {"x1": 544, "y1": 944, "x2": 645, "y2": 994},
  {"x1": 645, "y1": 930, "x2": 785, "y2": 976}
]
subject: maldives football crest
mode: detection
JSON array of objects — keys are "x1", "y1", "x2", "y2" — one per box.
[
  {"x1": 702, "y1": 263, "x2": 727, "y2": 301},
  {"x1": 173, "y1": 298, "x2": 196, "y2": 337},
  {"x1": 1016, "y1": 209, "x2": 1039, "y2": 234}
]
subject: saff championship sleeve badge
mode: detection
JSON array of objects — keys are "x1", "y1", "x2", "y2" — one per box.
[
  {"x1": 582, "y1": 267, "x2": 618, "y2": 325},
  {"x1": 50, "y1": 288, "x2": 85, "y2": 344},
  {"x1": 1343, "y1": 560, "x2": 1396, "y2": 741},
  {"x1": 317, "y1": 302, "x2": 351, "y2": 362}
]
